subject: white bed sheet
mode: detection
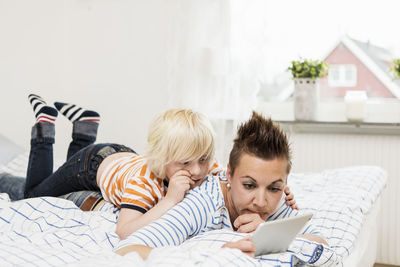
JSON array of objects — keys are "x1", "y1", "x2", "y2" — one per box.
[{"x1": 0, "y1": 163, "x2": 387, "y2": 266}]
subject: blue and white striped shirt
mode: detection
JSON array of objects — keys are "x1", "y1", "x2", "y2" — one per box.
[{"x1": 116, "y1": 175, "x2": 301, "y2": 250}]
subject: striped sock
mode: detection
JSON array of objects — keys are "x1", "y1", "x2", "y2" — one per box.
[
  {"x1": 54, "y1": 102, "x2": 100, "y2": 123},
  {"x1": 28, "y1": 94, "x2": 58, "y2": 123}
]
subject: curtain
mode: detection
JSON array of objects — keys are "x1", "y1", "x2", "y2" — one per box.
[{"x1": 166, "y1": 0, "x2": 268, "y2": 164}]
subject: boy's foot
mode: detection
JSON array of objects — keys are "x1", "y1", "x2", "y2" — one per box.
[
  {"x1": 54, "y1": 102, "x2": 100, "y2": 123},
  {"x1": 28, "y1": 94, "x2": 58, "y2": 123}
]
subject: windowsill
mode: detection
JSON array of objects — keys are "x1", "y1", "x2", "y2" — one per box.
[
  {"x1": 276, "y1": 120, "x2": 400, "y2": 135},
  {"x1": 256, "y1": 99, "x2": 400, "y2": 135}
]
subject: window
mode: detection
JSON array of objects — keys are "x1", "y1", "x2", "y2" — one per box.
[
  {"x1": 328, "y1": 65, "x2": 357, "y2": 87},
  {"x1": 240, "y1": 0, "x2": 400, "y2": 123}
]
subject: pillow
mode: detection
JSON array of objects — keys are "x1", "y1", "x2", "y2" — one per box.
[{"x1": 0, "y1": 134, "x2": 24, "y2": 166}]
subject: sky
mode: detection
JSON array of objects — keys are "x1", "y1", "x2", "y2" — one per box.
[{"x1": 235, "y1": 0, "x2": 400, "y2": 83}]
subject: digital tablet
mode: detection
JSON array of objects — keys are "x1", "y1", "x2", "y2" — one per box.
[{"x1": 251, "y1": 212, "x2": 313, "y2": 256}]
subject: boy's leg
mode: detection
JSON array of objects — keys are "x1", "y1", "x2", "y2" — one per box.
[
  {"x1": 0, "y1": 173, "x2": 25, "y2": 200},
  {"x1": 54, "y1": 102, "x2": 100, "y2": 159},
  {"x1": 68, "y1": 121, "x2": 99, "y2": 159},
  {"x1": 25, "y1": 94, "x2": 58, "y2": 197},
  {"x1": 24, "y1": 143, "x2": 102, "y2": 198},
  {"x1": 0, "y1": 173, "x2": 103, "y2": 208}
]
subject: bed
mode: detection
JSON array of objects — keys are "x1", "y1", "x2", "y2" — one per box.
[{"x1": 0, "y1": 135, "x2": 387, "y2": 266}]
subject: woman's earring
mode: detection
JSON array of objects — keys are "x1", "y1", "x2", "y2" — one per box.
[{"x1": 227, "y1": 183, "x2": 231, "y2": 188}]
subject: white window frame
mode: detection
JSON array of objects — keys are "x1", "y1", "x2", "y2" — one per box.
[{"x1": 328, "y1": 64, "x2": 357, "y2": 87}]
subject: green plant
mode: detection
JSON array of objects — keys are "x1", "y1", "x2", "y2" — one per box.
[
  {"x1": 390, "y1": 59, "x2": 400, "y2": 79},
  {"x1": 288, "y1": 58, "x2": 328, "y2": 80}
]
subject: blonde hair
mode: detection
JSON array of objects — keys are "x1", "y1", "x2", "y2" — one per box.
[{"x1": 146, "y1": 109, "x2": 215, "y2": 178}]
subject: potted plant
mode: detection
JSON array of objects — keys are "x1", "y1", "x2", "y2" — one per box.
[
  {"x1": 288, "y1": 58, "x2": 328, "y2": 121},
  {"x1": 390, "y1": 59, "x2": 400, "y2": 79}
]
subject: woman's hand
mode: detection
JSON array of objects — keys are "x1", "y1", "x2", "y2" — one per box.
[
  {"x1": 222, "y1": 236, "x2": 256, "y2": 257},
  {"x1": 298, "y1": 234, "x2": 329, "y2": 246},
  {"x1": 284, "y1": 186, "x2": 299, "y2": 210},
  {"x1": 233, "y1": 213, "x2": 264, "y2": 233},
  {"x1": 164, "y1": 170, "x2": 194, "y2": 205},
  {"x1": 115, "y1": 244, "x2": 153, "y2": 259}
]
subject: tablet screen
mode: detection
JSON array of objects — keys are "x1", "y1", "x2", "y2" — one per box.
[{"x1": 251, "y1": 212, "x2": 313, "y2": 256}]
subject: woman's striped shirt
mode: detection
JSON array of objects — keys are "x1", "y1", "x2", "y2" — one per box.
[{"x1": 116, "y1": 175, "x2": 299, "y2": 250}]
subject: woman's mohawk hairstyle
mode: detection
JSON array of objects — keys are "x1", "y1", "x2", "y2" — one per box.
[{"x1": 229, "y1": 111, "x2": 292, "y2": 174}]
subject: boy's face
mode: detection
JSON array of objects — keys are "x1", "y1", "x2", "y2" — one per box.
[{"x1": 165, "y1": 155, "x2": 210, "y2": 188}]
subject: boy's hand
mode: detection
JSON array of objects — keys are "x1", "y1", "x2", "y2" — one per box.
[
  {"x1": 234, "y1": 213, "x2": 264, "y2": 233},
  {"x1": 164, "y1": 170, "x2": 194, "y2": 205},
  {"x1": 284, "y1": 186, "x2": 299, "y2": 210},
  {"x1": 222, "y1": 236, "x2": 256, "y2": 258}
]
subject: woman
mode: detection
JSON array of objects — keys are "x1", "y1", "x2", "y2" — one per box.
[{"x1": 115, "y1": 111, "x2": 327, "y2": 258}]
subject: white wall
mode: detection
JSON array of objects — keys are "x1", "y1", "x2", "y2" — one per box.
[{"x1": 0, "y1": 0, "x2": 171, "y2": 159}]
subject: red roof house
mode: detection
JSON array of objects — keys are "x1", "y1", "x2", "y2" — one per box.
[{"x1": 319, "y1": 36, "x2": 400, "y2": 99}]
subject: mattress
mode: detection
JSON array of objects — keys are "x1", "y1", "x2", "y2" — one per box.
[
  {"x1": 0, "y1": 154, "x2": 387, "y2": 266},
  {"x1": 342, "y1": 196, "x2": 381, "y2": 267}
]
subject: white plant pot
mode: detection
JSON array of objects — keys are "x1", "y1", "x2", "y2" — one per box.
[{"x1": 293, "y1": 78, "x2": 319, "y2": 121}]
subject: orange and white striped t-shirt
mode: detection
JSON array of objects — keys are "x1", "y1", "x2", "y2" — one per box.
[
  {"x1": 208, "y1": 160, "x2": 224, "y2": 176},
  {"x1": 99, "y1": 154, "x2": 224, "y2": 213}
]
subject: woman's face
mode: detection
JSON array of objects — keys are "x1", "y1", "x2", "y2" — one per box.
[
  {"x1": 226, "y1": 153, "x2": 287, "y2": 222},
  {"x1": 164, "y1": 155, "x2": 210, "y2": 189}
]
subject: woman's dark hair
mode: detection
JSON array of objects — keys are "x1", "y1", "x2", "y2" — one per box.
[{"x1": 228, "y1": 111, "x2": 291, "y2": 175}]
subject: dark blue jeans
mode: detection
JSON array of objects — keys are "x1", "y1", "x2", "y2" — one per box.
[
  {"x1": 0, "y1": 173, "x2": 25, "y2": 200},
  {"x1": 0, "y1": 173, "x2": 102, "y2": 209},
  {"x1": 24, "y1": 122, "x2": 135, "y2": 198}
]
